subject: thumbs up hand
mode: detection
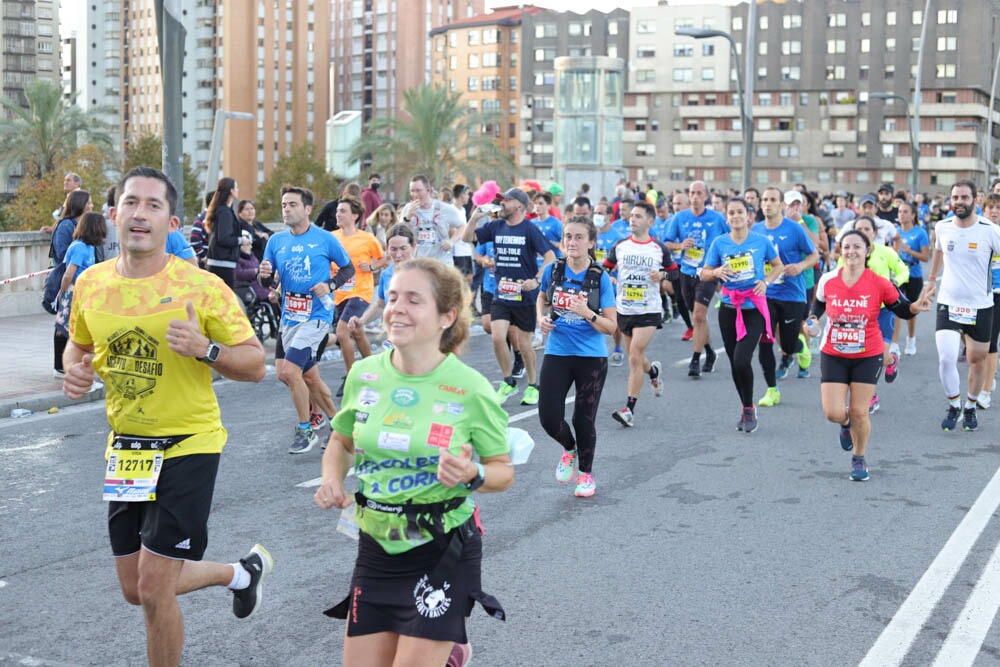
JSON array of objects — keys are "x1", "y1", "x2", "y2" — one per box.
[
  {"x1": 437, "y1": 443, "x2": 476, "y2": 488},
  {"x1": 166, "y1": 301, "x2": 209, "y2": 358},
  {"x1": 63, "y1": 352, "x2": 95, "y2": 399}
]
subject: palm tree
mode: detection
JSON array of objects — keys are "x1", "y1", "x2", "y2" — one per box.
[
  {"x1": 0, "y1": 79, "x2": 114, "y2": 178},
  {"x1": 348, "y1": 84, "x2": 515, "y2": 193}
]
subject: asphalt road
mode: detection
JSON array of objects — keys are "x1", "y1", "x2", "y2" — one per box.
[{"x1": 3, "y1": 308, "x2": 1000, "y2": 666}]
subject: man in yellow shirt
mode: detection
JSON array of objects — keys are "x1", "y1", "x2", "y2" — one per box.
[{"x1": 63, "y1": 167, "x2": 270, "y2": 667}]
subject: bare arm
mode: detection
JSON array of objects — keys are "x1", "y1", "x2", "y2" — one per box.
[{"x1": 315, "y1": 431, "x2": 356, "y2": 510}]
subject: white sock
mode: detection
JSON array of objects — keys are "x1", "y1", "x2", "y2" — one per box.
[
  {"x1": 907, "y1": 336, "x2": 916, "y2": 345},
  {"x1": 227, "y1": 562, "x2": 251, "y2": 590}
]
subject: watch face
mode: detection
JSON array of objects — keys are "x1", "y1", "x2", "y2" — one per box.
[{"x1": 205, "y1": 342, "x2": 221, "y2": 362}]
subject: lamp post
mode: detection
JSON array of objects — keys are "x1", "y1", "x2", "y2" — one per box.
[
  {"x1": 674, "y1": 26, "x2": 753, "y2": 192},
  {"x1": 871, "y1": 92, "x2": 918, "y2": 197},
  {"x1": 205, "y1": 110, "x2": 256, "y2": 194}
]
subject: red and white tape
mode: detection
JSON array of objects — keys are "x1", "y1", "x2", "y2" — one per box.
[{"x1": 0, "y1": 268, "x2": 53, "y2": 287}]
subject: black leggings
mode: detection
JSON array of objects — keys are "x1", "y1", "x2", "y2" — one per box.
[
  {"x1": 538, "y1": 355, "x2": 608, "y2": 474},
  {"x1": 669, "y1": 276, "x2": 693, "y2": 329},
  {"x1": 719, "y1": 306, "x2": 766, "y2": 408},
  {"x1": 53, "y1": 331, "x2": 67, "y2": 372},
  {"x1": 758, "y1": 299, "x2": 805, "y2": 386},
  {"x1": 208, "y1": 265, "x2": 235, "y2": 289}
]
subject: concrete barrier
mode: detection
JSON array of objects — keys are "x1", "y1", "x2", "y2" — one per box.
[{"x1": 0, "y1": 231, "x2": 52, "y2": 318}]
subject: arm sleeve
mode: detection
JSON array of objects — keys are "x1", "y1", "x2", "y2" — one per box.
[{"x1": 882, "y1": 277, "x2": 916, "y2": 320}]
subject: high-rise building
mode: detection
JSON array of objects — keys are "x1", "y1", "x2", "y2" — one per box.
[
  {"x1": 519, "y1": 9, "x2": 630, "y2": 184},
  {"x1": 625, "y1": 0, "x2": 1000, "y2": 195},
  {"x1": 1, "y1": 0, "x2": 61, "y2": 192},
  {"x1": 430, "y1": 7, "x2": 535, "y2": 164},
  {"x1": 330, "y1": 0, "x2": 485, "y2": 180},
  {"x1": 86, "y1": 0, "x2": 331, "y2": 200}
]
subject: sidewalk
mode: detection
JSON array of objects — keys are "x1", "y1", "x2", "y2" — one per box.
[{"x1": 0, "y1": 313, "x2": 279, "y2": 418}]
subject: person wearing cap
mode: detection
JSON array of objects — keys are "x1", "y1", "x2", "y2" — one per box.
[
  {"x1": 546, "y1": 183, "x2": 565, "y2": 220},
  {"x1": 465, "y1": 188, "x2": 557, "y2": 406},
  {"x1": 835, "y1": 194, "x2": 898, "y2": 251},
  {"x1": 876, "y1": 184, "x2": 899, "y2": 224},
  {"x1": 665, "y1": 180, "x2": 726, "y2": 378},
  {"x1": 399, "y1": 174, "x2": 466, "y2": 267}
]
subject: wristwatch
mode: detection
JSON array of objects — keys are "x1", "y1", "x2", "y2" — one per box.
[
  {"x1": 464, "y1": 462, "x2": 486, "y2": 491},
  {"x1": 589, "y1": 312, "x2": 598, "y2": 323},
  {"x1": 197, "y1": 340, "x2": 221, "y2": 364}
]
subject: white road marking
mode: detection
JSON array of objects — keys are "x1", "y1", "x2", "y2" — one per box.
[
  {"x1": 293, "y1": 397, "x2": 572, "y2": 488},
  {"x1": 859, "y1": 464, "x2": 1000, "y2": 667},
  {"x1": 0, "y1": 437, "x2": 63, "y2": 454},
  {"x1": 932, "y1": 536, "x2": 1000, "y2": 666}
]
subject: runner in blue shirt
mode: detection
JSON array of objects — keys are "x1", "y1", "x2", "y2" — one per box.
[
  {"x1": 752, "y1": 186, "x2": 819, "y2": 406},
  {"x1": 895, "y1": 200, "x2": 931, "y2": 359},
  {"x1": 531, "y1": 192, "x2": 563, "y2": 269},
  {"x1": 259, "y1": 185, "x2": 354, "y2": 454},
  {"x1": 664, "y1": 180, "x2": 728, "y2": 378},
  {"x1": 594, "y1": 205, "x2": 628, "y2": 366}
]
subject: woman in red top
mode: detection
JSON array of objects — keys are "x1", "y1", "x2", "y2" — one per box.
[{"x1": 810, "y1": 229, "x2": 934, "y2": 481}]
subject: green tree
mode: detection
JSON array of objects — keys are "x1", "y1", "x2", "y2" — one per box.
[
  {"x1": 3, "y1": 144, "x2": 115, "y2": 231},
  {"x1": 348, "y1": 84, "x2": 515, "y2": 196},
  {"x1": 122, "y1": 132, "x2": 201, "y2": 220},
  {"x1": 254, "y1": 142, "x2": 341, "y2": 222},
  {"x1": 0, "y1": 80, "x2": 113, "y2": 179}
]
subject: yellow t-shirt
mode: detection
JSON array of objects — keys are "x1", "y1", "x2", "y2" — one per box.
[
  {"x1": 332, "y1": 229, "x2": 384, "y2": 305},
  {"x1": 69, "y1": 256, "x2": 256, "y2": 459}
]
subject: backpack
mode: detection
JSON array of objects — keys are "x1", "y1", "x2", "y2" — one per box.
[{"x1": 545, "y1": 258, "x2": 604, "y2": 315}]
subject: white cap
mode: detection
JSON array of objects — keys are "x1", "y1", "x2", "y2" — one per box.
[{"x1": 783, "y1": 190, "x2": 804, "y2": 205}]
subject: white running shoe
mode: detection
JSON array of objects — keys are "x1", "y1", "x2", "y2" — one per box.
[{"x1": 904, "y1": 338, "x2": 916, "y2": 356}]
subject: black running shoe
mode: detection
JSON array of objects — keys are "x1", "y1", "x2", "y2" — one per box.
[
  {"x1": 702, "y1": 347, "x2": 717, "y2": 374},
  {"x1": 688, "y1": 356, "x2": 701, "y2": 378},
  {"x1": 233, "y1": 544, "x2": 274, "y2": 619}
]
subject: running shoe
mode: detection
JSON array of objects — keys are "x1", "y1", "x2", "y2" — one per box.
[
  {"x1": 532, "y1": 331, "x2": 545, "y2": 349},
  {"x1": 963, "y1": 407, "x2": 979, "y2": 432},
  {"x1": 520, "y1": 385, "x2": 539, "y2": 406},
  {"x1": 702, "y1": 347, "x2": 717, "y2": 374},
  {"x1": 889, "y1": 341, "x2": 901, "y2": 357},
  {"x1": 850, "y1": 456, "x2": 869, "y2": 482},
  {"x1": 511, "y1": 354, "x2": 526, "y2": 379},
  {"x1": 941, "y1": 405, "x2": 961, "y2": 431},
  {"x1": 905, "y1": 338, "x2": 917, "y2": 356},
  {"x1": 574, "y1": 472, "x2": 596, "y2": 497},
  {"x1": 610, "y1": 349, "x2": 625, "y2": 367},
  {"x1": 796, "y1": 334, "x2": 812, "y2": 371},
  {"x1": 978, "y1": 391, "x2": 992, "y2": 410},
  {"x1": 612, "y1": 406, "x2": 634, "y2": 427},
  {"x1": 309, "y1": 411, "x2": 325, "y2": 431},
  {"x1": 758, "y1": 386, "x2": 781, "y2": 407},
  {"x1": 555, "y1": 450, "x2": 577, "y2": 483},
  {"x1": 868, "y1": 394, "x2": 880, "y2": 414},
  {"x1": 496, "y1": 381, "x2": 518, "y2": 404},
  {"x1": 288, "y1": 426, "x2": 317, "y2": 454},
  {"x1": 650, "y1": 361, "x2": 663, "y2": 397},
  {"x1": 775, "y1": 356, "x2": 792, "y2": 380},
  {"x1": 681, "y1": 327, "x2": 693, "y2": 341},
  {"x1": 885, "y1": 352, "x2": 899, "y2": 383},
  {"x1": 742, "y1": 406, "x2": 758, "y2": 433},
  {"x1": 446, "y1": 643, "x2": 473, "y2": 667},
  {"x1": 335, "y1": 376, "x2": 346, "y2": 398},
  {"x1": 796, "y1": 366, "x2": 811, "y2": 379},
  {"x1": 839, "y1": 422, "x2": 853, "y2": 451},
  {"x1": 232, "y1": 544, "x2": 274, "y2": 619},
  {"x1": 53, "y1": 368, "x2": 65, "y2": 379},
  {"x1": 688, "y1": 356, "x2": 701, "y2": 378}
]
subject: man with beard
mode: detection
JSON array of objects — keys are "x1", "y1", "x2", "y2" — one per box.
[{"x1": 929, "y1": 181, "x2": 1000, "y2": 432}]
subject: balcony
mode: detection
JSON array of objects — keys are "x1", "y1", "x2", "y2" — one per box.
[
  {"x1": 623, "y1": 104, "x2": 648, "y2": 118},
  {"x1": 918, "y1": 102, "x2": 988, "y2": 119},
  {"x1": 754, "y1": 131, "x2": 793, "y2": 143},
  {"x1": 519, "y1": 130, "x2": 532, "y2": 142},
  {"x1": 897, "y1": 156, "x2": 980, "y2": 171},
  {"x1": 828, "y1": 130, "x2": 857, "y2": 143},
  {"x1": 623, "y1": 130, "x2": 647, "y2": 143},
  {"x1": 879, "y1": 130, "x2": 978, "y2": 145},
  {"x1": 828, "y1": 104, "x2": 858, "y2": 117},
  {"x1": 752, "y1": 104, "x2": 795, "y2": 118},
  {"x1": 679, "y1": 130, "x2": 742, "y2": 142},
  {"x1": 678, "y1": 105, "x2": 738, "y2": 118}
]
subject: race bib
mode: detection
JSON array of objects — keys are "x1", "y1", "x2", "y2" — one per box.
[
  {"x1": 830, "y1": 322, "x2": 865, "y2": 354},
  {"x1": 764, "y1": 262, "x2": 784, "y2": 285},
  {"x1": 417, "y1": 228, "x2": 437, "y2": 245},
  {"x1": 551, "y1": 286, "x2": 580, "y2": 313},
  {"x1": 594, "y1": 248, "x2": 606, "y2": 261},
  {"x1": 104, "y1": 439, "x2": 166, "y2": 502},
  {"x1": 949, "y1": 305, "x2": 977, "y2": 325},
  {"x1": 726, "y1": 252, "x2": 755, "y2": 282},
  {"x1": 622, "y1": 285, "x2": 646, "y2": 303},
  {"x1": 497, "y1": 278, "x2": 523, "y2": 301},
  {"x1": 337, "y1": 278, "x2": 356, "y2": 294},
  {"x1": 285, "y1": 290, "x2": 313, "y2": 321},
  {"x1": 683, "y1": 246, "x2": 704, "y2": 268}
]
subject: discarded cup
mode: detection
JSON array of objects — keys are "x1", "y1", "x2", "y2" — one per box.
[
  {"x1": 10, "y1": 409, "x2": 33, "y2": 418},
  {"x1": 507, "y1": 427, "x2": 535, "y2": 465},
  {"x1": 337, "y1": 506, "x2": 359, "y2": 540}
]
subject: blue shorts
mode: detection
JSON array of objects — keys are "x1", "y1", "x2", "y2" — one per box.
[
  {"x1": 335, "y1": 297, "x2": 369, "y2": 324},
  {"x1": 877, "y1": 307, "x2": 894, "y2": 343}
]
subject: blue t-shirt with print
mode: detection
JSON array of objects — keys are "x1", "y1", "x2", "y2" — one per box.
[
  {"x1": 751, "y1": 218, "x2": 815, "y2": 303},
  {"x1": 264, "y1": 224, "x2": 352, "y2": 325},
  {"x1": 377, "y1": 263, "x2": 394, "y2": 303},
  {"x1": 666, "y1": 208, "x2": 729, "y2": 276},
  {"x1": 540, "y1": 262, "x2": 616, "y2": 358},
  {"x1": 533, "y1": 215, "x2": 563, "y2": 269},
  {"x1": 705, "y1": 232, "x2": 777, "y2": 308},
  {"x1": 898, "y1": 225, "x2": 929, "y2": 280},
  {"x1": 474, "y1": 218, "x2": 552, "y2": 305},
  {"x1": 166, "y1": 230, "x2": 195, "y2": 260},
  {"x1": 650, "y1": 216, "x2": 671, "y2": 244},
  {"x1": 63, "y1": 240, "x2": 97, "y2": 284},
  {"x1": 595, "y1": 227, "x2": 627, "y2": 266},
  {"x1": 475, "y1": 242, "x2": 496, "y2": 295}
]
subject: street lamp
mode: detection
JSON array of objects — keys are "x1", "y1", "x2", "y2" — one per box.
[
  {"x1": 871, "y1": 92, "x2": 918, "y2": 197},
  {"x1": 674, "y1": 26, "x2": 753, "y2": 192},
  {"x1": 205, "y1": 110, "x2": 256, "y2": 194}
]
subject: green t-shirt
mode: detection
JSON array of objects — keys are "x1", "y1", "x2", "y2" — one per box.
[
  {"x1": 800, "y1": 215, "x2": 820, "y2": 289},
  {"x1": 332, "y1": 351, "x2": 510, "y2": 554}
]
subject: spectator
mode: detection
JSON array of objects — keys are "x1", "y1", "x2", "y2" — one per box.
[
  {"x1": 237, "y1": 199, "x2": 273, "y2": 262},
  {"x1": 360, "y1": 173, "x2": 383, "y2": 221},
  {"x1": 189, "y1": 191, "x2": 213, "y2": 268},
  {"x1": 205, "y1": 177, "x2": 241, "y2": 288},
  {"x1": 102, "y1": 186, "x2": 120, "y2": 259},
  {"x1": 53, "y1": 207, "x2": 102, "y2": 377},
  {"x1": 365, "y1": 202, "x2": 397, "y2": 249}
]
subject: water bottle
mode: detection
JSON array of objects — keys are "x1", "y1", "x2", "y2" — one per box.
[
  {"x1": 319, "y1": 292, "x2": 336, "y2": 311},
  {"x1": 10, "y1": 408, "x2": 33, "y2": 418},
  {"x1": 806, "y1": 317, "x2": 822, "y2": 338},
  {"x1": 507, "y1": 427, "x2": 535, "y2": 465},
  {"x1": 336, "y1": 506, "x2": 359, "y2": 540},
  {"x1": 478, "y1": 204, "x2": 501, "y2": 215}
]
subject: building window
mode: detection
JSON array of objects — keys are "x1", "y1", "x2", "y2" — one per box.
[
  {"x1": 757, "y1": 67, "x2": 767, "y2": 80},
  {"x1": 759, "y1": 16, "x2": 768, "y2": 29},
  {"x1": 782, "y1": 41, "x2": 801, "y2": 55},
  {"x1": 861, "y1": 11, "x2": 871, "y2": 26},
  {"x1": 468, "y1": 54, "x2": 479, "y2": 68},
  {"x1": 781, "y1": 66, "x2": 801, "y2": 81},
  {"x1": 826, "y1": 65, "x2": 846, "y2": 80},
  {"x1": 937, "y1": 36, "x2": 957, "y2": 51},
  {"x1": 758, "y1": 41, "x2": 767, "y2": 55},
  {"x1": 636, "y1": 20, "x2": 656, "y2": 33},
  {"x1": 860, "y1": 65, "x2": 870, "y2": 80},
  {"x1": 827, "y1": 39, "x2": 846, "y2": 54},
  {"x1": 885, "y1": 65, "x2": 895, "y2": 79},
  {"x1": 782, "y1": 14, "x2": 801, "y2": 29},
  {"x1": 886, "y1": 11, "x2": 896, "y2": 25},
  {"x1": 673, "y1": 43, "x2": 694, "y2": 57},
  {"x1": 702, "y1": 144, "x2": 715, "y2": 157},
  {"x1": 822, "y1": 144, "x2": 845, "y2": 157},
  {"x1": 703, "y1": 43, "x2": 715, "y2": 56},
  {"x1": 938, "y1": 145, "x2": 958, "y2": 158},
  {"x1": 637, "y1": 46, "x2": 656, "y2": 58},
  {"x1": 637, "y1": 69, "x2": 657, "y2": 83},
  {"x1": 882, "y1": 144, "x2": 895, "y2": 158},
  {"x1": 828, "y1": 13, "x2": 846, "y2": 27},
  {"x1": 938, "y1": 9, "x2": 957, "y2": 23},
  {"x1": 912, "y1": 37, "x2": 921, "y2": 52},
  {"x1": 468, "y1": 31, "x2": 478, "y2": 45},
  {"x1": 886, "y1": 38, "x2": 896, "y2": 53},
  {"x1": 672, "y1": 144, "x2": 693, "y2": 157},
  {"x1": 937, "y1": 91, "x2": 958, "y2": 103},
  {"x1": 534, "y1": 48, "x2": 554, "y2": 62},
  {"x1": 860, "y1": 38, "x2": 870, "y2": 53},
  {"x1": 756, "y1": 145, "x2": 769, "y2": 157},
  {"x1": 729, "y1": 144, "x2": 742, "y2": 157},
  {"x1": 779, "y1": 93, "x2": 792, "y2": 106},
  {"x1": 468, "y1": 76, "x2": 478, "y2": 91},
  {"x1": 912, "y1": 10, "x2": 923, "y2": 24},
  {"x1": 672, "y1": 68, "x2": 693, "y2": 82},
  {"x1": 758, "y1": 92, "x2": 772, "y2": 106},
  {"x1": 936, "y1": 64, "x2": 957, "y2": 78},
  {"x1": 637, "y1": 144, "x2": 656, "y2": 157},
  {"x1": 701, "y1": 68, "x2": 715, "y2": 81},
  {"x1": 732, "y1": 16, "x2": 743, "y2": 31},
  {"x1": 449, "y1": 55, "x2": 457, "y2": 70},
  {"x1": 608, "y1": 21, "x2": 619, "y2": 35},
  {"x1": 534, "y1": 23, "x2": 556, "y2": 38},
  {"x1": 482, "y1": 53, "x2": 500, "y2": 67}
]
